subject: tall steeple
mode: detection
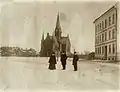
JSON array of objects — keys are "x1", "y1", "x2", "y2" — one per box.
[
  {"x1": 55, "y1": 12, "x2": 62, "y2": 38},
  {"x1": 56, "y1": 12, "x2": 61, "y2": 30}
]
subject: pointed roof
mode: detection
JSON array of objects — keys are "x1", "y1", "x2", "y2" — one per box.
[{"x1": 55, "y1": 12, "x2": 62, "y2": 32}]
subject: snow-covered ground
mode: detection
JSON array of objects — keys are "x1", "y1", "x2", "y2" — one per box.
[{"x1": 0, "y1": 57, "x2": 119, "y2": 92}]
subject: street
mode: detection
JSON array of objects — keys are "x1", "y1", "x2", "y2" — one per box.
[{"x1": 0, "y1": 57, "x2": 119, "y2": 92}]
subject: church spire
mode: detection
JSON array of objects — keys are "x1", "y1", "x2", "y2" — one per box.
[
  {"x1": 55, "y1": 12, "x2": 62, "y2": 38},
  {"x1": 42, "y1": 32, "x2": 44, "y2": 41},
  {"x1": 55, "y1": 12, "x2": 62, "y2": 31}
]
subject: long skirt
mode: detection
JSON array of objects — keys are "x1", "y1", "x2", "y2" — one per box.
[{"x1": 48, "y1": 63, "x2": 56, "y2": 70}]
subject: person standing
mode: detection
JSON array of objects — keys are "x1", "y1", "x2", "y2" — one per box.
[
  {"x1": 60, "y1": 51, "x2": 68, "y2": 70},
  {"x1": 72, "y1": 52, "x2": 79, "y2": 71},
  {"x1": 48, "y1": 52, "x2": 57, "y2": 70}
]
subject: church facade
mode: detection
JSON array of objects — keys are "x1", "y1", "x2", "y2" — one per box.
[{"x1": 40, "y1": 13, "x2": 71, "y2": 57}]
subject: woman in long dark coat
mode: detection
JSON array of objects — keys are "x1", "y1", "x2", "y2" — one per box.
[{"x1": 48, "y1": 52, "x2": 57, "y2": 70}]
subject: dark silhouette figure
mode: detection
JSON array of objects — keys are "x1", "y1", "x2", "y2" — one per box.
[
  {"x1": 48, "y1": 52, "x2": 57, "y2": 70},
  {"x1": 60, "y1": 52, "x2": 68, "y2": 70},
  {"x1": 72, "y1": 52, "x2": 79, "y2": 71}
]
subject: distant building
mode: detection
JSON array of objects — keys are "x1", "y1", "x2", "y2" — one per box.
[
  {"x1": 93, "y1": 3, "x2": 120, "y2": 61},
  {"x1": 40, "y1": 13, "x2": 71, "y2": 57}
]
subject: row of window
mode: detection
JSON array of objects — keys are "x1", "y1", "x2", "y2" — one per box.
[
  {"x1": 95, "y1": 13, "x2": 115, "y2": 33},
  {"x1": 95, "y1": 28, "x2": 116, "y2": 44},
  {"x1": 95, "y1": 44, "x2": 115, "y2": 55}
]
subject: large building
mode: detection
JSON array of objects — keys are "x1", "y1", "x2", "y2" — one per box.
[
  {"x1": 40, "y1": 13, "x2": 71, "y2": 57},
  {"x1": 93, "y1": 3, "x2": 120, "y2": 61}
]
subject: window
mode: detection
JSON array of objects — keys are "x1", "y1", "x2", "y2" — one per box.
[
  {"x1": 112, "y1": 44, "x2": 115, "y2": 54},
  {"x1": 105, "y1": 32, "x2": 107, "y2": 41},
  {"x1": 112, "y1": 14, "x2": 114, "y2": 24},
  {"x1": 100, "y1": 23, "x2": 101, "y2": 31},
  {"x1": 109, "y1": 30, "x2": 111, "y2": 40},
  {"x1": 95, "y1": 25, "x2": 97, "y2": 33},
  {"x1": 98, "y1": 36, "x2": 99, "y2": 44},
  {"x1": 98, "y1": 36, "x2": 100, "y2": 43},
  {"x1": 97, "y1": 36, "x2": 99, "y2": 44},
  {"x1": 102, "y1": 46, "x2": 104, "y2": 54},
  {"x1": 100, "y1": 47, "x2": 101, "y2": 54},
  {"x1": 97, "y1": 48, "x2": 98, "y2": 54},
  {"x1": 98, "y1": 47, "x2": 100, "y2": 54},
  {"x1": 102, "y1": 21, "x2": 104, "y2": 29},
  {"x1": 100, "y1": 35, "x2": 101, "y2": 43},
  {"x1": 99, "y1": 36, "x2": 100, "y2": 43},
  {"x1": 105, "y1": 19, "x2": 107, "y2": 28},
  {"x1": 98, "y1": 47, "x2": 99, "y2": 54},
  {"x1": 109, "y1": 45, "x2": 111, "y2": 53},
  {"x1": 98, "y1": 24, "x2": 99, "y2": 32},
  {"x1": 109, "y1": 16, "x2": 111, "y2": 25},
  {"x1": 102, "y1": 33, "x2": 104, "y2": 42},
  {"x1": 96, "y1": 37, "x2": 97, "y2": 44},
  {"x1": 112, "y1": 29, "x2": 115, "y2": 39},
  {"x1": 96, "y1": 37, "x2": 98, "y2": 44}
]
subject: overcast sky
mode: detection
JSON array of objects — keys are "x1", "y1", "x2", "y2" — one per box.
[{"x1": 0, "y1": 1, "x2": 117, "y2": 53}]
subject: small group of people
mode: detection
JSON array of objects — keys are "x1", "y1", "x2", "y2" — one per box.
[{"x1": 48, "y1": 51, "x2": 79, "y2": 71}]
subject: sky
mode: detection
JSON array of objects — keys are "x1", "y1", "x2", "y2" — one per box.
[{"x1": 0, "y1": 0, "x2": 117, "y2": 53}]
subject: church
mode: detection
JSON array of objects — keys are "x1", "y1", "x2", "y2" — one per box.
[{"x1": 40, "y1": 13, "x2": 71, "y2": 57}]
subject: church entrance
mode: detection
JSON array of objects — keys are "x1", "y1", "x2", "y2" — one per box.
[
  {"x1": 62, "y1": 44, "x2": 66, "y2": 52},
  {"x1": 47, "y1": 49, "x2": 51, "y2": 57}
]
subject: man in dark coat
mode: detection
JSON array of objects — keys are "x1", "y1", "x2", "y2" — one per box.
[
  {"x1": 60, "y1": 52, "x2": 68, "y2": 70},
  {"x1": 48, "y1": 52, "x2": 57, "y2": 70},
  {"x1": 72, "y1": 52, "x2": 79, "y2": 71}
]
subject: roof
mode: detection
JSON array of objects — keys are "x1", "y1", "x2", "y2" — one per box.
[{"x1": 93, "y1": 5, "x2": 117, "y2": 23}]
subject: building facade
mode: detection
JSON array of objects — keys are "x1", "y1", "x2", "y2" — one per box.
[
  {"x1": 40, "y1": 13, "x2": 71, "y2": 57},
  {"x1": 94, "y1": 3, "x2": 120, "y2": 61}
]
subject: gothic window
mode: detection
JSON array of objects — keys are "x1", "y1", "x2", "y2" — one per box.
[{"x1": 62, "y1": 44, "x2": 66, "y2": 52}]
